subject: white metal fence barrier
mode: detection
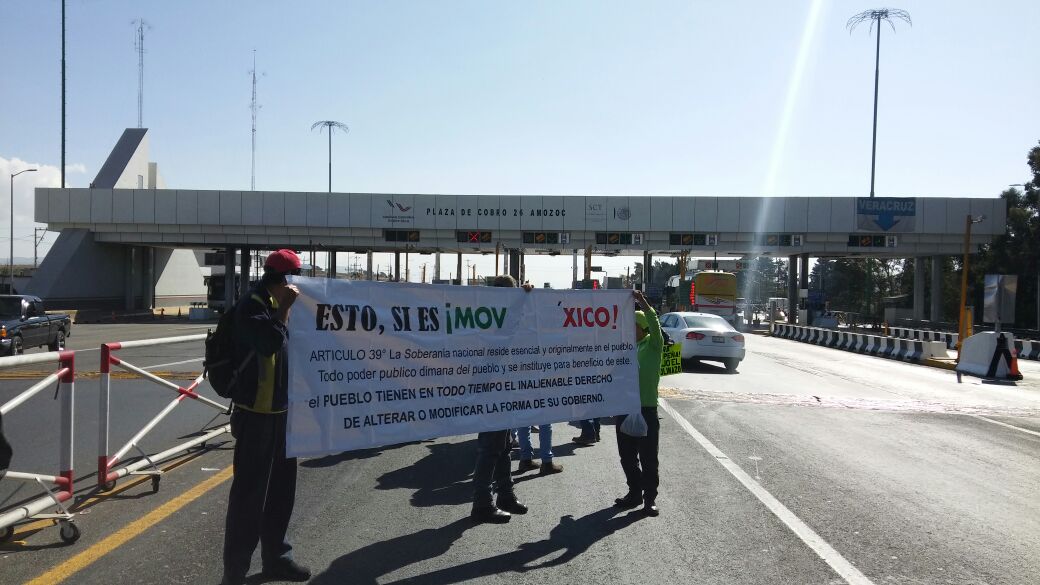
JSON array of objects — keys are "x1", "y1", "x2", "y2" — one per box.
[
  {"x1": 97, "y1": 334, "x2": 230, "y2": 492},
  {"x1": 0, "y1": 351, "x2": 79, "y2": 544}
]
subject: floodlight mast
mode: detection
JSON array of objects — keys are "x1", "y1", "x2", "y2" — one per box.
[{"x1": 847, "y1": 8, "x2": 911, "y2": 198}]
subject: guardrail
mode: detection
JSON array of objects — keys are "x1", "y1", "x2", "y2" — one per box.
[
  {"x1": 888, "y1": 327, "x2": 959, "y2": 350},
  {"x1": 772, "y1": 324, "x2": 948, "y2": 363},
  {"x1": 0, "y1": 351, "x2": 79, "y2": 544},
  {"x1": 97, "y1": 334, "x2": 230, "y2": 492}
]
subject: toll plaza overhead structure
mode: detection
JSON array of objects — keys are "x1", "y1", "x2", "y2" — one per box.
[{"x1": 34, "y1": 182, "x2": 1006, "y2": 322}]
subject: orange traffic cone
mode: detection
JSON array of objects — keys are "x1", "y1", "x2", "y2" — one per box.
[{"x1": 1009, "y1": 349, "x2": 1023, "y2": 381}]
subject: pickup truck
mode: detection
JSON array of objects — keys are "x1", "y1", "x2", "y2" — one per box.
[{"x1": 0, "y1": 295, "x2": 72, "y2": 356}]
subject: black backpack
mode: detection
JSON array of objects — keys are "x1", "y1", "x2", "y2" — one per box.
[{"x1": 203, "y1": 304, "x2": 253, "y2": 399}]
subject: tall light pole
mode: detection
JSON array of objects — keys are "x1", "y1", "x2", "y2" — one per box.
[
  {"x1": 848, "y1": 8, "x2": 911, "y2": 198},
  {"x1": 310, "y1": 121, "x2": 349, "y2": 193},
  {"x1": 9, "y1": 168, "x2": 38, "y2": 292}
]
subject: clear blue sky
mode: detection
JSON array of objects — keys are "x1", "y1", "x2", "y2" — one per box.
[{"x1": 1, "y1": 1, "x2": 1038, "y2": 283}]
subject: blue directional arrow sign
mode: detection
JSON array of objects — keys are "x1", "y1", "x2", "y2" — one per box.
[{"x1": 856, "y1": 198, "x2": 916, "y2": 232}]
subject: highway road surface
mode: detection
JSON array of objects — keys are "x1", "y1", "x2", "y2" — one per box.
[{"x1": 1, "y1": 324, "x2": 1038, "y2": 584}]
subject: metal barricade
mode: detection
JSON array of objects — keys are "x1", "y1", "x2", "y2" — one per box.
[
  {"x1": 97, "y1": 334, "x2": 230, "y2": 492},
  {"x1": 0, "y1": 351, "x2": 78, "y2": 544}
]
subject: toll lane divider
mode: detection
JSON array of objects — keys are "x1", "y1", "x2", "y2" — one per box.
[
  {"x1": 1013, "y1": 338, "x2": 1040, "y2": 361},
  {"x1": 888, "y1": 326, "x2": 1040, "y2": 361},
  {"x1": 98, "y1": 334, "x2": 231, "y2": 493},
  {"x1": 0, "y1": 351, "x2": 79, "y2": 544},
  {"x1": 772, "y1": 324, "x2": 948, "y2": 363},
  {"x1": 888, "y1": 327, "x2": 959, "y2": 350}
]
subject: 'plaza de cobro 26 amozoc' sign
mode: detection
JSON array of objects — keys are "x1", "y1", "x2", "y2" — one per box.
[{"x1": 286, "y1": 277, "x2": 641, "y2": 456}]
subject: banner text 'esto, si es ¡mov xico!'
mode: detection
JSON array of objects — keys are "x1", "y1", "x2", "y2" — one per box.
[{"x1": 286, "y1": 277, "x2": 641, "y2": 456}]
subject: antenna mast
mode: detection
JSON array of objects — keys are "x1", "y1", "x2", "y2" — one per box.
[
  {"x1": 133, "y1": 19, "x2": 150, "y2": 128},
  {"x1": 250, "y1": 50, "x2": 259, "y2": 190}
]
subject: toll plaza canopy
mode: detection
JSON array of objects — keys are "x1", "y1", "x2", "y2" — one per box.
[{"x1": 35, "y1": 189, "x2": 1006, "y2": 257}]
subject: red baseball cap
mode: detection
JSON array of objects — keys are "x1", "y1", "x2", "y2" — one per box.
[{"x1": 264, "y1": 249, "x2": 302, "y2": 274}]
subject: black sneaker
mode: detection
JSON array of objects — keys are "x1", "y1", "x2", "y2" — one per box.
[
  {"x1": 471, "y1": 505, "x2": 511, "y2": 523},
  {"x1": 516, "y1": 459, "x2": 539, "y2": 473},
  {"x1": 263, "y1": 558, "x2": 311, "y2": 582},
  {"x1": 614, "y1": 492, "x2": 642, "y2": 509},
  {"x1": 643, "y1": 500, "x2": 660, "y2": 517},
  {"x1": 496, "y1": 495, "x2": 529, "y2": 515},
  {"x1": 572, "y1": 435, "x2": 597, "y2": 446}
]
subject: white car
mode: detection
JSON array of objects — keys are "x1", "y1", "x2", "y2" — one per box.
[{"x1": 660, "y1": 311, "x2": 746, "y2": 373}]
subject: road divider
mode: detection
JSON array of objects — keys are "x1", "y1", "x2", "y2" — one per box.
[
  {"x1": 888, "y1": 326, "x2": 959, "y2": 350},
  {"x1": 771, "y1": 324, "x2": 948, "y2": 363}
]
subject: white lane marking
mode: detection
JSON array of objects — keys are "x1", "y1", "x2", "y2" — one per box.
[
  {"x1": 143, "y1": 358, "x2": 204, "y2": 370},
  {"x1": 659, "y1": 398, "x2": 876, "y2": 585},
  {"x1": 972, "y1": 415, "x2": 1040, "y2": 438}
]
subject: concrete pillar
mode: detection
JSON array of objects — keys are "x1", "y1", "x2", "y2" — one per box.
[
  {"x1": 572, "y1": 249, "x2": 578, "y2": 288},
  {"x1": 913, "y1": 257, "x2": 926, "y2": 321},
  {"x1": 224, "y1": 246, "x2": 236, "y2": 311},
  {"x1": 508, "y1": 249, "x2": 521, "y2": 282},
  {"x1": 642, "y1": 251, "x2": 652, "y2": 292},
  {"x1": 799, "y1": 253, "x2": 809, "y2": 325},
  {"x1": 328, "y1": 250, "x2": 337, "y2": 280},
  {"x1": 366, "y1": 251, "x2": 374, "y2": 281},
  {"x1": 124, "y1": 246, "x2": 137, "y2": 310},
  {"x1": 239, "y1": 247, "x2": 251, "y2": 299},
  {"x1": 520, "y1": 250, "x2": 526, "y2": 284},
  {"x1": 143, "y1": 247, "x2": 155, "y2": 309},
  {"x1": 456, "y1": 252, "x2": 464, "y2": 285},
  {"x1": 434, "y1": 253, "x2": 441, "y2": 281},
  {"x1": 930, "y1": 255, "x2": 942, "y2": 322},
  {"x1": 394, "y1": 251, "x2": 401, "y2": 282},
  {"x1": 787, "y1": 255, "x2": 798, "y2": 324}
]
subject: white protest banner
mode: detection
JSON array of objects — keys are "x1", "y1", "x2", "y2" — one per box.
[{"x1": 286, "y1": 277, "x2": 640, "y2": 456}]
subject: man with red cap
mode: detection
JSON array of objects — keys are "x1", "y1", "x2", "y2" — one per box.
[{"x1": 222, "y1": 249, "x2": 310, "y2": 584}]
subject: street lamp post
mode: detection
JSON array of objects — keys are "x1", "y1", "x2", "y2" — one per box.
[
  {"x1": 956, "y1": 214, "x2": 985, "y2": 356},
  {"x1": 8, "y1": 168, "x2": 38, "y2": 293}
]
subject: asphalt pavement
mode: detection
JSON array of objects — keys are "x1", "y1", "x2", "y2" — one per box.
[{"x1": 1, "y1": 326, "x2": 1038, "y2": 584}]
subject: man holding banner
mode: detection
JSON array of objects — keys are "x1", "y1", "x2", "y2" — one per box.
[
  {"x1": 222, "y1": 250, "x2": 311, "y2": 585},
  {"x1": 614, "y1": 291, "x2": 663, "y2": 517},
  {"x1": 471, "y1": 275, "x2": 531, "y2": 524}
]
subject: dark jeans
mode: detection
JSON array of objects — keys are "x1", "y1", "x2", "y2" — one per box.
[
  {"x1": 223, "y1": 409, "x2": 297, "y2": 578},
  {"x1": 579, "y1": 418, "x2": 601, "y2": 439},
  {"x1": 473, "y1": 430, "x2": 513, "y2": 508},
  {"x1": 616, "y1": 407, "x2": 660, "y2": 502}
]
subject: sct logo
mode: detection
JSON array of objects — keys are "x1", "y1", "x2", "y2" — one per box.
[{"x1": 386, "y1": 199, "x2": 412, "y2": 213}]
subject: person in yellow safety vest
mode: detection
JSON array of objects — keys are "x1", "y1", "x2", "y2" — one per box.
[{"x1": 221, "y1": 249, "x2": 310, "y2": 585}]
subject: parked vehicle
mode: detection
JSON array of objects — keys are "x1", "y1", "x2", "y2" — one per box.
[
  {"x1": 659, "y1": 311, "x2": 745, "y2": 372},
  {"x1": 0, "y1": 295, "x2": 72, "y2": 356}
]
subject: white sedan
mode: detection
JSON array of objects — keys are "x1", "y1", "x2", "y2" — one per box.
[{"x1": 659, "y1": 312, "x2": 746, "y2": 373}]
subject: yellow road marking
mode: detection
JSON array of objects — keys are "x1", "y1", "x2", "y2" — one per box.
[
  {"x1": 0, "y1": 370, "x2": 202, "y2": 381},
  {"x1": 24, "y1": 466, "x2": 233, "y2": 585}
]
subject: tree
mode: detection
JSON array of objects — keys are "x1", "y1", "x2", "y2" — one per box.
[{"x1": 972, "y1": 141, "x2": 1040, "y2": 328}]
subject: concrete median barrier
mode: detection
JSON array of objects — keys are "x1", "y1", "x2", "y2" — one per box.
[
  {"x1": 957, "y1": 332, "x2": 1023, "y2": 380},
  {"x1": 771, "y1": 324, "x2": 948, "y2": 364}
]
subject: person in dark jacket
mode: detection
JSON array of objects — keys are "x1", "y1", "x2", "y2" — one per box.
[{"x1": 222, "y1": 249, "x2": 310, "y2": 585}]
